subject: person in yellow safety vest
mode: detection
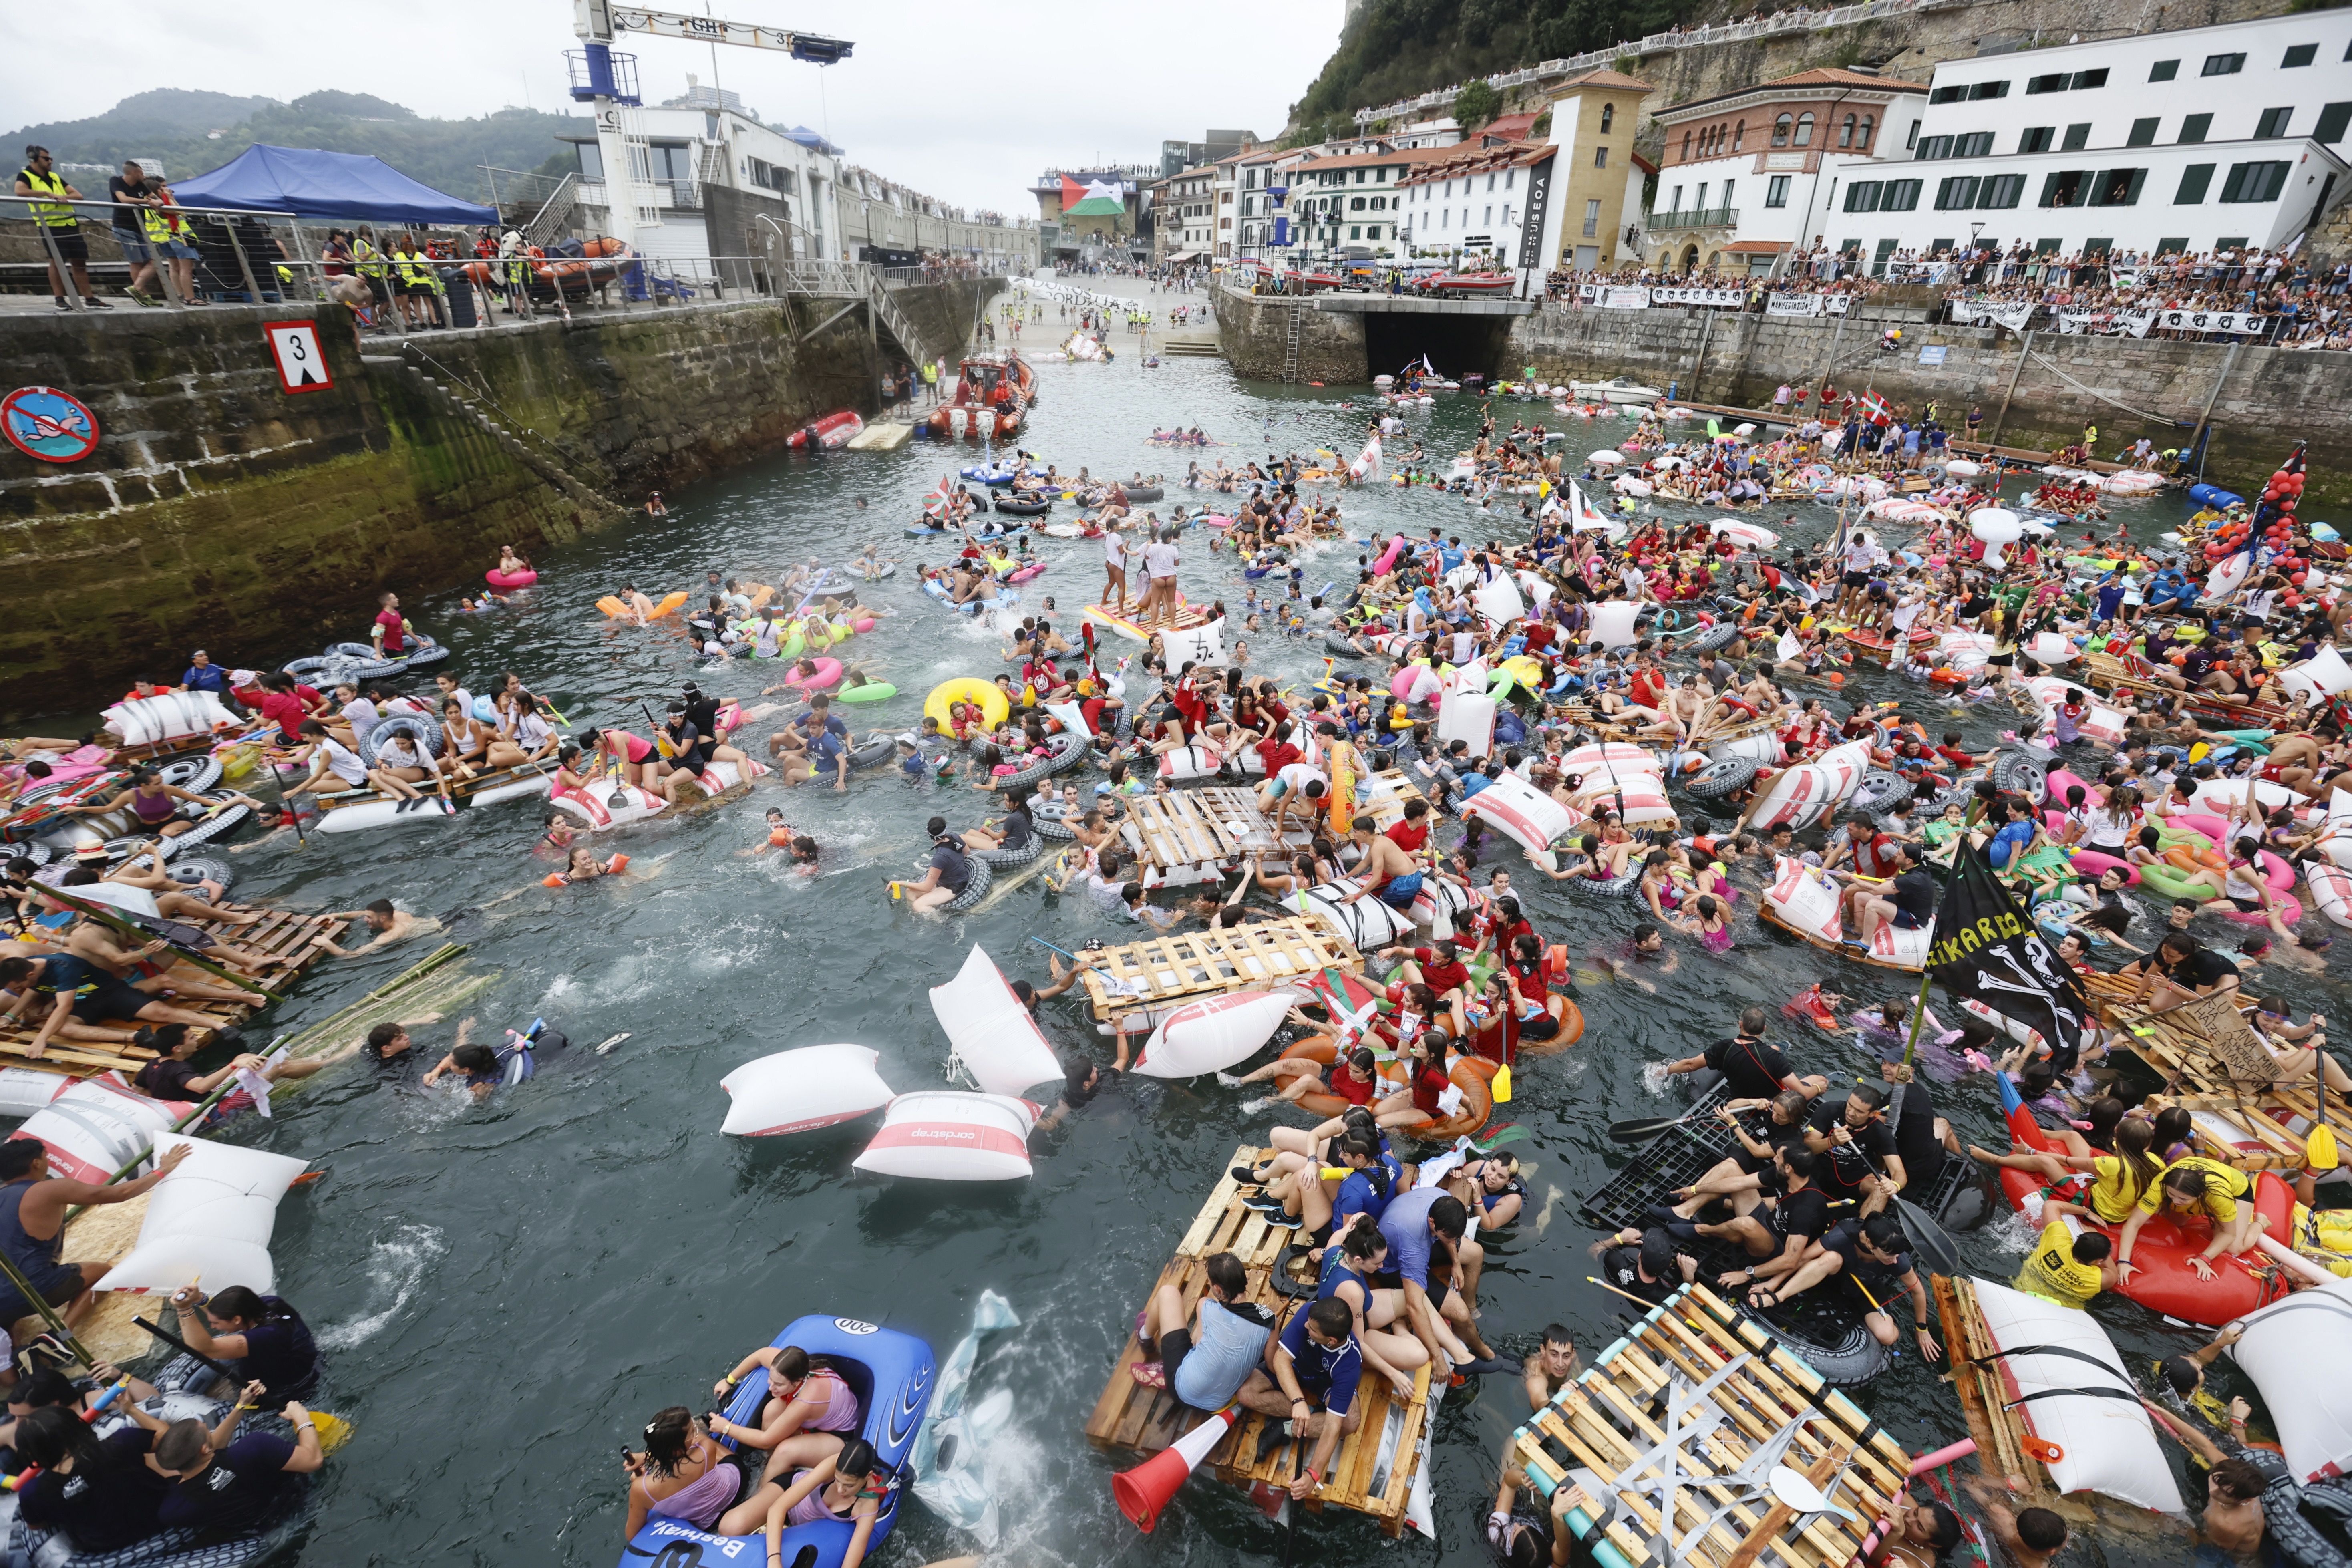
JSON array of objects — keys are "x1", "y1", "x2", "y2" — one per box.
[
  {"x1": 138, "y1": 182, "x2": 201, "y2": 305},
  {"x1": 352, "y1": 227, "x2": 392, "y2": 322},
  {"x1": 497, "y1": 228, "x2": 534, "y2": 319},
  {"x1": 12, "y1": 145, "x2": 108, "y2": 310},
  {"x1": 922, "y1": 357, "x2": 939, "y2": 405},
  {"x1": 388, "y1": 234, "x2": 442, "y2": 332}
]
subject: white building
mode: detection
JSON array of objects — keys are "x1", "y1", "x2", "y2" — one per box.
[
  {"x1": 1643, "y1": 67, "x2": 1929, "y2": 276},
  {"x1": 1288, "y1": 144, "x2": 1459, "y2": 257},
  {"x1": 561, "y1": 77, "x2": 844, "y2": 267},
  {"x1": 1817, "y1": 14, "x2": 2352, "y2": 267},
  {"x1": 1397, "y1": 141, "x2": 1562, "y2": 262}
]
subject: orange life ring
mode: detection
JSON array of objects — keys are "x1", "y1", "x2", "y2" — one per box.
[
  {"x1": 1554, "y1": 999, "x2": 1586, "y2": 1047},
  {"x1": 1395, "y1": 1056, "x2": 1498, "y2": 1143}
]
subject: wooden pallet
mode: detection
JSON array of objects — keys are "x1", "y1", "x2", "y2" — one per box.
[
  {"x1": 1510, "y1": 1282, "x2": 1911, "y2": 1568},
  {"x1": 1079, "y1": 918, "x2": 1359, "y2": 1027},
  {"x1": 1351, "y1": 771, "x2": 1428, "y2": 836},
  {"x1": 2077, "y1": 975, "x2": 2329, "y2": 1171},
  {"x1": 315, "y1": 758, "x2": 556, "y2": 817},
  {"x1": 1932, "y1": 1274, "x2": 2046, "y2": 1495},
  {"x1": 1123, "y1": 791, "x2": 1260, "y2": 872},
  {"x1": 0, "y1": 906, "x2": 350, "y2": 1079},
  {"x1": 1084, "y1": 1144, "x2": 1432, "y2": 1537}
]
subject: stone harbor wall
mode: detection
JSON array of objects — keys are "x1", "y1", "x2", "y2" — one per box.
[
  {"x1": 0, "y1": 278, "x2": 999, "y2": 714},
  {"x1": 1506, "y1": 301, "x2": 2352, "y2": 512}
]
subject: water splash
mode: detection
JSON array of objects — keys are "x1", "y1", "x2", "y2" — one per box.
[
  {"x1": 317, "y1": 1222, "x2": 447, "y2": 1351},
  {"x1": 1639, "y1": 1060, "x2": 1675, "y2": 1098}
]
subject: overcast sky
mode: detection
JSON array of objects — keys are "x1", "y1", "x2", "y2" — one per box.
[{"x1": 0, "y1": 1, "x2": 1342, "y2": 209}]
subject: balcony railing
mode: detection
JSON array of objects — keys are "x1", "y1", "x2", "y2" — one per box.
[{"x1": 1647, "y1": 207, "x2": 1738, "y2": 232}]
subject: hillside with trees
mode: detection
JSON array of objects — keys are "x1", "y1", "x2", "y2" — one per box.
[
  {"x1": 8, "y1": 88, "x2": 589, "y2": 203},
  {"x1": 1289, "y1": 0, "x2": 1707, "y2": 139}
]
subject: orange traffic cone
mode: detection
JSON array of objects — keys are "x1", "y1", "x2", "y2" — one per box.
[{"x1": 1113, "y1": 1408, "x2": 1233, "y2": 1531}]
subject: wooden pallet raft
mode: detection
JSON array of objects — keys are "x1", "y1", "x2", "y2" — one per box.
[
  {"x1": 1079, "y1": 917, "x2": 1359, "y2": 1031},
  {"x1": 0, "y1": 907, "x2": 350, "y2": 1077},
  {"x1": 1510, "y1": 1282, "x2": 1910, "y2": 1568},
  {"x1": 1084, "y1": 1144, "x2": 1432, "y2": 1537},
  {"x1": 2078, "y1": 979, "x2": 2325, "y2": 1171}
]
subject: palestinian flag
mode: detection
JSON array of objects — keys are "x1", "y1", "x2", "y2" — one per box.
[{"x1": 1063, "y1": 177, "x2": 1127, "y2": 218}]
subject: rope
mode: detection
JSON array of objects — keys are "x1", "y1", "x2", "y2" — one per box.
[{"x1": 2022, "y1": 346, "x2": 2188, "y2": 427}]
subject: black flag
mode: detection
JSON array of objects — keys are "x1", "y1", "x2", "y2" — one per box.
[{"x1": 1925, "y1": 840, "x2": 2091, "y2": 1069}]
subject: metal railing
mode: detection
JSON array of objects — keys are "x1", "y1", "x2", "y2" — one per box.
[
  {"x1": 4, "y1": 193, "x2": 306, "y2": 312},
  {"x1": 1646, "y1": 207, "x2": 1739, "y2": 232}
]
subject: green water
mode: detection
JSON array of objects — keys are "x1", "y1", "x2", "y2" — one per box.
[{"x1": 41, "y1": 290, "x2": 2317, "y2": 1567}]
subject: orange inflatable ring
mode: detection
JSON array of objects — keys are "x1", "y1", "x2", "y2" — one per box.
[
  {"x1": 1391, "y1": 1056, "x2": 1498, "y2": 1144},
  {"x1": 1276, "y1": 1037, "x2": 1356, "y2": 1118},
  {"x1": 1553, "y1": 999, "x2": 1586, "y2": 1047}
]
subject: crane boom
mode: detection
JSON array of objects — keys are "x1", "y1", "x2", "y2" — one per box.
[{"x1": 607, "y1": 4, "x2": 851, "y2": 62}]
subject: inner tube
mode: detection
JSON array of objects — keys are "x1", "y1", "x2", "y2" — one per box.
[
  {"x1": 1323, "y1": 631, "x2": 1362, "y2": 659},
  {"x1": 852, "y1": 562, "x2": 900, "y2": 580},
  {"x1": 943, "y1": 854, "x2": 994, "y2": 913},
  {"x1": 1683, "y1": 756, "x2": 1756, "y2": 799},
  {"x1": 163, "y1": 791, "x2": 251, "y2": 852},
  {"x1": 168, "y1": 855, "x2": 235, "y2": 894},
  {"x1": 992, "y1": 495, "x2": 1052, "y2": 516},
  {"x1": 836, "y1": 682, "x2": 898, "y2": 704},
  {"x1": 358, "y1": 714, "x2": 444, "y2": 769},
  {"x1": 845, "y1": 736, "x2": 895, "y2": 771},
  {"x1": 1741, "y1": 1306, "x2": 1891, "y2": 1388},
  {"x1": 1125, "y1": 485, "x2": 1165, "y2": 503},
  {"x1": 1850, "y1": 769, "x2": 1911, "y2": 816},
  {"x1": 1685, "y1": 620, "x2": 1740, "y2": 653},
  {"x1": 1568, "y1": 868, "x2": 1640, "y2": 900},
  {"x1": 1990, "y1": 751, "x2": 2047, "y2": 801},
  {"x1": 486, "y1": 567, "x2": 539, "y2": 590},
  {"x1": 970, "y1": 831, "x2": 1047, "y2": 870},
  {"x1": 991, "y1": 731, "x2": 1088, "y2": 791},
  {"x1": 156, "y1": 755, "x2": 223, "y2": 794}
]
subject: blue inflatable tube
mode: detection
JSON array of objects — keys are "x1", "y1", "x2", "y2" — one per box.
[
  {"x1": 616, "y1": 1314, "x2": 937, "y2": 1568},
  {"x1": 2188, "y1": 483, "x2": 2245, "y2": 510}
]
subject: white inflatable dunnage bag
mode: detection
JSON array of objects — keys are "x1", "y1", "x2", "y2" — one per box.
[
  {"x1": 853, "y1": 1092, "x2": 1038, "y2": 1181},
  {"x1": 1461, "y1": 775, "x2": 1576, "y2": 869},
  {"x1": 1970, "y1": 1279, "x2": 2184, "y2": 1513},
  {"x1": 0, "y1": 1068, "x2": 70, "y2": 1121},
  {"x1": 1474, "y1": 573, "x2": 1525, "y2": 630},
  {"x1": 2229, "y1": 1276, "x2": 2352, "y2": 1481},
  {"x1": 1134, "y1": 990, "x2": 1302, "y2": 1079},
  {"x1": 930, "y1": 945, "x2": 1061, "y2": 1098},
  {"x1": 1437, "y1": 691, "x2": 1496, "y2": 758},
  {"x1": 720, "y1": 1045, "x2": 895, "y2": 1136},
  {"x1": 103, "y1": 693, "x2": 238, "y2": 748},
  {"x1": 1557, "y1": 742, "x2": 1662, "y2": 780},
  {"x1": 2280, "y1": 644, "x2": 2352, "y2": 704},
  {"x1": 1765, "y1": 856, "x2": 1843, "y2": 942},
  {"x1": 1589, "y1": 601, "x2": 1642, "y2": 650},
  {"x1": 14, "y1": 1079, "x2": 187, "y2": 1185},
  {"x1": 1294, "y1": 880, "x2": 1415, "y2": 950},
  {"x1": 96, "y1": 1134, "x2": 310, "y2": 1296}
]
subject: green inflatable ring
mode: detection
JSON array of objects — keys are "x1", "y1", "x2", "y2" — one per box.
[
  {"x1": 837, "y1": 681, "x2": 898, "y2": 704},
  {"x1": 2138, "y1": 861, "x2": 2221, "y2": 903}
]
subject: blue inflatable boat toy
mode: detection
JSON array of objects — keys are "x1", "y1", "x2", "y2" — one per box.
[
  {"x1": 615, "y1": 1314, "x2": 936, "y2": 1568},
  {"x1": 2188, "y1": 483, "x2": 2245, "y2": 510}
]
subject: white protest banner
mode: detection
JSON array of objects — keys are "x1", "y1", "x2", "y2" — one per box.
[
  {"x1": 2150, "y1": 308, "x2": 2268, "y2": 336},
  {"x1": 1766, "y1": 294, "x2": 1824, "y2": 317},
  {"x1": 1600, "y1": 286, "x2": 1652, "y2": 309}
]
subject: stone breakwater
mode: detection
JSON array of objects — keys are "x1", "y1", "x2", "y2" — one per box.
[{"x1": 0, "y1": 278, "x2": 998, "y2": 713}]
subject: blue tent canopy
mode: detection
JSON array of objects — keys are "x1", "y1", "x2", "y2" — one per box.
[{"x1": 169, "y1": 144, "x2": 497, "y2": 226}]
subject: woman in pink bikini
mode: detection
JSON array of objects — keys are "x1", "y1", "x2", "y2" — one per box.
[{"x1": 707, "y1": 1344, "x2": 862, "y2": 1484}]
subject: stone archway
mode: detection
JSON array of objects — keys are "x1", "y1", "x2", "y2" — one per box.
[{"x1": 1680, "y1": 243, "x2": 1699, "y2": 272}]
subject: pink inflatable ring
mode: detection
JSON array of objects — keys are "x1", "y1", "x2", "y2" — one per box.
[
  {"x1": 785, "y1": 657, "x2": 843, "y2": 692},
  {"x1": 486, "y1": 567, "x2": 539, "y2": 590}
]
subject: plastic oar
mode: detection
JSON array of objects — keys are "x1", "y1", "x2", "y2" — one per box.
[
  {"x1": 1607, "y1": 1107, "x2": 1712, "y2": 1143},
  {"x1": 131, "y1": 1315, "x2": 352, "y2": 1453}
]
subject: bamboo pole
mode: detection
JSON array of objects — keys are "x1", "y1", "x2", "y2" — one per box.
[{"x1": 30, "y1": 883, "x2": 288, "y2": 1002}]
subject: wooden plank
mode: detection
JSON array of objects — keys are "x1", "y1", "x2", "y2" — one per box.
[{"x1": 1080, "y1": 918, "x2": 1357, "y2": 1022}]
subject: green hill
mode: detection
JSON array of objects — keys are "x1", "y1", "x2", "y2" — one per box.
[
  {"x1": 1290, "y1": 0, "x2": 1705, "y2": 138},
  {"x1": 8, "y1": 88, "x2": 589, "y2": 203}
]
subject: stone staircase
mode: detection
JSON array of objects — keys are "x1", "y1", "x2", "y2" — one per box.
[{"x1": 365, "y1": 352, "x2": 629, "y2": 526}]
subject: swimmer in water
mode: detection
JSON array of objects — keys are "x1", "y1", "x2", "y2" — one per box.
[
  {"x1": 548, "y1": 846, "x2": 618, "y2": 885},
  {"x1": 614, "y1": 584, "x2": 658, "y2": 626},
  {"x1": 541, "y1": 813, "x2": 581, "y2": 853},
  {"x1": 741, "y1": 808, "x2": 796, "y2": 855}
]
